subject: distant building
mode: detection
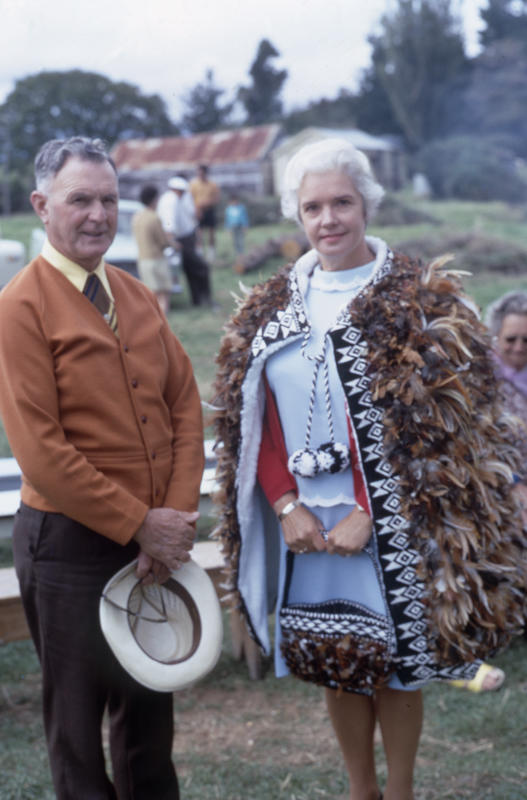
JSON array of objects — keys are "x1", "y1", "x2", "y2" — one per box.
[
  {"x1": 271, "y1": 127, "x2": 406, "y2": 194},
  {"x1": 111, "y1": 124, "x2": 283, "y2": 199}
]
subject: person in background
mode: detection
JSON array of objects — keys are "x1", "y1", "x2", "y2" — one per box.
[
  {"x1": 450, "y1": 291, "x2": 527, "y2": 691},
  {"x1": 224, "y1": 193, "x2": 249, "y2": 257},
  {"x1": 486, "y1": 290, "x2": 527, "y2": 449},
  {"x1": 213, "y1": 138, "x2": 527, "y2": 800},
  {"x1": 0, "y1": 136, "x2": 204, "y2": 800},
  {"x1": 157, "y1": 176, "x2": 215, "y2": 309},
  {"x1": 190, "y1": 163, "x2": 220, "y2": 262},
  {"x1": 132, "y1": 183, "x2": 173, "y2": 314}
]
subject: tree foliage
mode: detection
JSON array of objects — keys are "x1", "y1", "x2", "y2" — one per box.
[
  {"x1": 415, "y1": 135, "x2": 527, "y2": 202},
  {"x1": 282, "y1": 90, "x2": 358, "y2": 134},
  {"x1": 454, "y1": 38, "x2": 527, "y2": 158},
  {"x1": 180, "y1": 69, "x2": 233, "y2": 134},
  {"x1": 0, "y1": 70, "x2": 177, "y2": 172},
  {"x1": 368, "y1": 0, "x2": 467, "y2": 150},
  {"x1": 238, "y1": 39, "x2": 288, "y2": 124},
  {"x1": 353, "y1": 65, "x2": 405, "y2": 137},
  {"x1": 479, "y1": 0, "x2": 527, "y2": 45}
]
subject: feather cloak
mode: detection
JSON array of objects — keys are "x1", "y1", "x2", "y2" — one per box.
[{"x1": 213, "y1": 245, "x2": 527, "y2": 681}]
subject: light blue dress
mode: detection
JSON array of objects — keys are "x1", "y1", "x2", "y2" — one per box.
[{"x1": 266, "y1": 261, "x2": 417, "y2": 690}]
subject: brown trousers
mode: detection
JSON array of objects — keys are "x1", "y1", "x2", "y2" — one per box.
[{"x1": 13, "y1": 503, "x2": 179, "y2": 800}]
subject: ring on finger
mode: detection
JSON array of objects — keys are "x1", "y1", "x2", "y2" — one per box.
[{"x1": 319, "y1": 529, "x2": 328, "y2": 542}]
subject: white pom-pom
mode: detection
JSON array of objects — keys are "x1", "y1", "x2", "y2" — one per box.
[{"x1": 288, "y1": 448, "x2": 319, "y2": 478}]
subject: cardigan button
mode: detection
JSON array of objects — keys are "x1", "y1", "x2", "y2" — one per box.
[
  {"x1": 131, "y1": 379, "x2": 138, "y2": 388},
  {"x1": 151, "y1": 451, "x2": 156, "y2": 460},
  {"x1": 123, "y1": 345, "x2": 129, "y2": 353},
  {"x1": 140, "y1": 415, "x2": 147, "y2": 424}
]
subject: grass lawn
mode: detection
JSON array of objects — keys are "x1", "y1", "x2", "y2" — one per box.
[
  {"x1": 1, "y1": 198, "x2": 527, "y2": 798},
  {"x1": 1, "y1": 629, "x2": 526, "y2": 799}
]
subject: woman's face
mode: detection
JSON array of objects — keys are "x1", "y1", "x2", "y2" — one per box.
[
  {"x1": 497, "y1": 313, "x2": 527, "y2": 371},
  {"x1": 298, "y1": 170, "x2": 372, "y2": 271}
]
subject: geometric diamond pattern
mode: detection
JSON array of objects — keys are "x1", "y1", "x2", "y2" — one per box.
[{"x1": 328, "y1": 260, "x2": 439, "y2": 684}]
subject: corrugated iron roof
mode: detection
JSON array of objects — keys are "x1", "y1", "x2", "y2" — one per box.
[
  {"x1": 272, "y1": 127, "x2": 399, "y2": 156},
  {"x1": 112, "y1": 124, "x2": 282, "y2": 172}
]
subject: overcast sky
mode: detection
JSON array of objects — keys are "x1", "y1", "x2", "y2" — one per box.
[{"x1": 1, "y1": 0, "x2": 486, "y2": 121}]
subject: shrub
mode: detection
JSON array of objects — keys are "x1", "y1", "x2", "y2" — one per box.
[
  {"x1": 374, "y1": 193, "x2": 439, "y2": 226},
  {"x1": 395, "y1": 232, "x2": 527, "y2": 274},
  {"x1": 217, "y1": 194, "x2": 282, "y2": 227},
  {"x1": 415, "y1": 137, "x2": 527, "y2": 204}
]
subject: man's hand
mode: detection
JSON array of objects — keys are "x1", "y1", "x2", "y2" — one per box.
[
  {"x1": 135, "y1": 552, "x2": 171, "y2": 585},
  {"x1": 134, "y1": 507, "x2": 199, "y2": 571}
]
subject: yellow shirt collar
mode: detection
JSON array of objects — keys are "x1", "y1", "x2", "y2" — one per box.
[{"x1": 41, "y1": 239, "x2": 114, "y2": 300}]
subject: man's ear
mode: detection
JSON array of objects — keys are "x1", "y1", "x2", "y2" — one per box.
[{"x1": 30, "y1": 190, "x2": 49, "y2": 224}]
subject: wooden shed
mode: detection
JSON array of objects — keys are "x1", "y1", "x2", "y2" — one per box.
[
  {"x1": 111, "y1": 124, "x2": 284, "y2": 199},
  {"x1": 271, "y1": 127, "x2": 406, "y2": 194}
]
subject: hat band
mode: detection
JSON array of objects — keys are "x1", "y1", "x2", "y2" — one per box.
[{"x1": 101, "y1": 570, "x2": 203, "y2": 664}]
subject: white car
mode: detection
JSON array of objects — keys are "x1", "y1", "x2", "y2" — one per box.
[
  {"x1": 105, "y1": 198, "x2": 142, "y2": 276},
  {"x1": 0, "y1": 231, "x2": 26, "y2": 289}
]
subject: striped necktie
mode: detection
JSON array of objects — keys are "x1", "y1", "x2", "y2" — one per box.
[{"x1": 83, "y1": 273, "x2": 119, "y2": 336}]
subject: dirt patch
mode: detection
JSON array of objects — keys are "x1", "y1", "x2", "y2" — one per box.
[{"x1": 172, "y1": 684, "x2": 345, "y2": 767}]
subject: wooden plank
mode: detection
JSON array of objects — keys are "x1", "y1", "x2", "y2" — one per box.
[{"x1": 0, "y1": 567, "x2": 29, "y2": 643}]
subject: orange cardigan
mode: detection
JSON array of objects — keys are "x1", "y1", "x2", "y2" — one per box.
[{"x1": 0, "y1": 256, "x2": 204, "y2": 544}]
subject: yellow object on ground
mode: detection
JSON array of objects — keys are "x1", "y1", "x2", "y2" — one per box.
[{"x1": 449, "y1": 662, "x2": 505, "y2": 693}]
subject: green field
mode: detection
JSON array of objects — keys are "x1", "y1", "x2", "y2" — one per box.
[{"x1": 1, "y1": 199, "x2": 527, "y2": 798}]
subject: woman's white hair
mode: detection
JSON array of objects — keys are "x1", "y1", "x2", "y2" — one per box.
[
  {"x1": 280, "y1": 138, "x2": 385, "y2": 224},
  {"x1": 485, "y1": 290, "x2": 527, "y2": 337}
]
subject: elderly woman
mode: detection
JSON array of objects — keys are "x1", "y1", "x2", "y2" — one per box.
[
  {"x1": 486, "y1": 291, "x2": 527, "y2": 457},
  {"x1": 213, "y1": 139, "x2": 526, "y2": 800}
]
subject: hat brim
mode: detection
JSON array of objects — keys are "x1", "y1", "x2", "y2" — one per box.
[{"x1": 99, "y1": 558, "x2": 223, "y2": 692}]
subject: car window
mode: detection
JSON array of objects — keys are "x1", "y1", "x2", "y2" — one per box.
[{"x1": 116, "y1": 211, "x2": 135, "y2": 235}]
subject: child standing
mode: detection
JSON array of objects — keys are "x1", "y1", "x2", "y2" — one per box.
[{"x1": 224, "y1": 194, "x2": 249, "y2": 256}]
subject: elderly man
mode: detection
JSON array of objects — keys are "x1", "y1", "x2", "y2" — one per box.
[{"x1": 0, "y1": 137, "x2": 204, "y2": 799}]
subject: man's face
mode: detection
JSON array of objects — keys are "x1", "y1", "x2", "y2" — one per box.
[{"x1": 31, "y1": 157, "x2": 118, "y2": 272}]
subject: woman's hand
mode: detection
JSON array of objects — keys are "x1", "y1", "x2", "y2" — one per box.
[
  {"x1": 274, "y1": 493, "x2": 327, "y2": 554},
  {"x1": 326, "y1": 505, "x2": 373, "y2": 556}
]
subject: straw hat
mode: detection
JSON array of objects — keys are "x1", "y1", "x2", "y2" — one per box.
[{"x1": 99, "y1": 558, "x2": 223, "y2": 692}]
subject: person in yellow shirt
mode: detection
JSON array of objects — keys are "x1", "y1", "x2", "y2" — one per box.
[
  {"x1": 190, "y1": 163, "x2": 220, "y2": 262},
  {"x1": 132, "y1": 184, "x2": 173, "y2": 314}
]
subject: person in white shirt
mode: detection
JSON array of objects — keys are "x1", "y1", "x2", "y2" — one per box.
[{"x1": 157, "y1": 177, "x2": 214, "y2": 307}]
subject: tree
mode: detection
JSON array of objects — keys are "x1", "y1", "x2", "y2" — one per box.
[
  {"x1": 416, "y1": 135, "x2": 527, "y2": 202},
  {"x1": 353, "y1": 65, "x2": 405, "y2": 137},
  {"x1": 479, "y1": 0, "x2": 527, "y2": 46},
  {"x1": 368, "y1": 0, "x2": 468, "y2": 150},
  {"x1": 238, "y1": 39, "x2": 288, "y2": 124},
  {"x1": 452, "y1": 38, "x2": 527, "y2": 158},
  {"x1": 180, "y1": 69, "x2": 233, "y2": 134},
  {"x1": 0, "y1": 70, "x2": 178, "y2": 174},
  {"x1": 282, "y1": 90, "x2": 359, "y2": 134}
]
